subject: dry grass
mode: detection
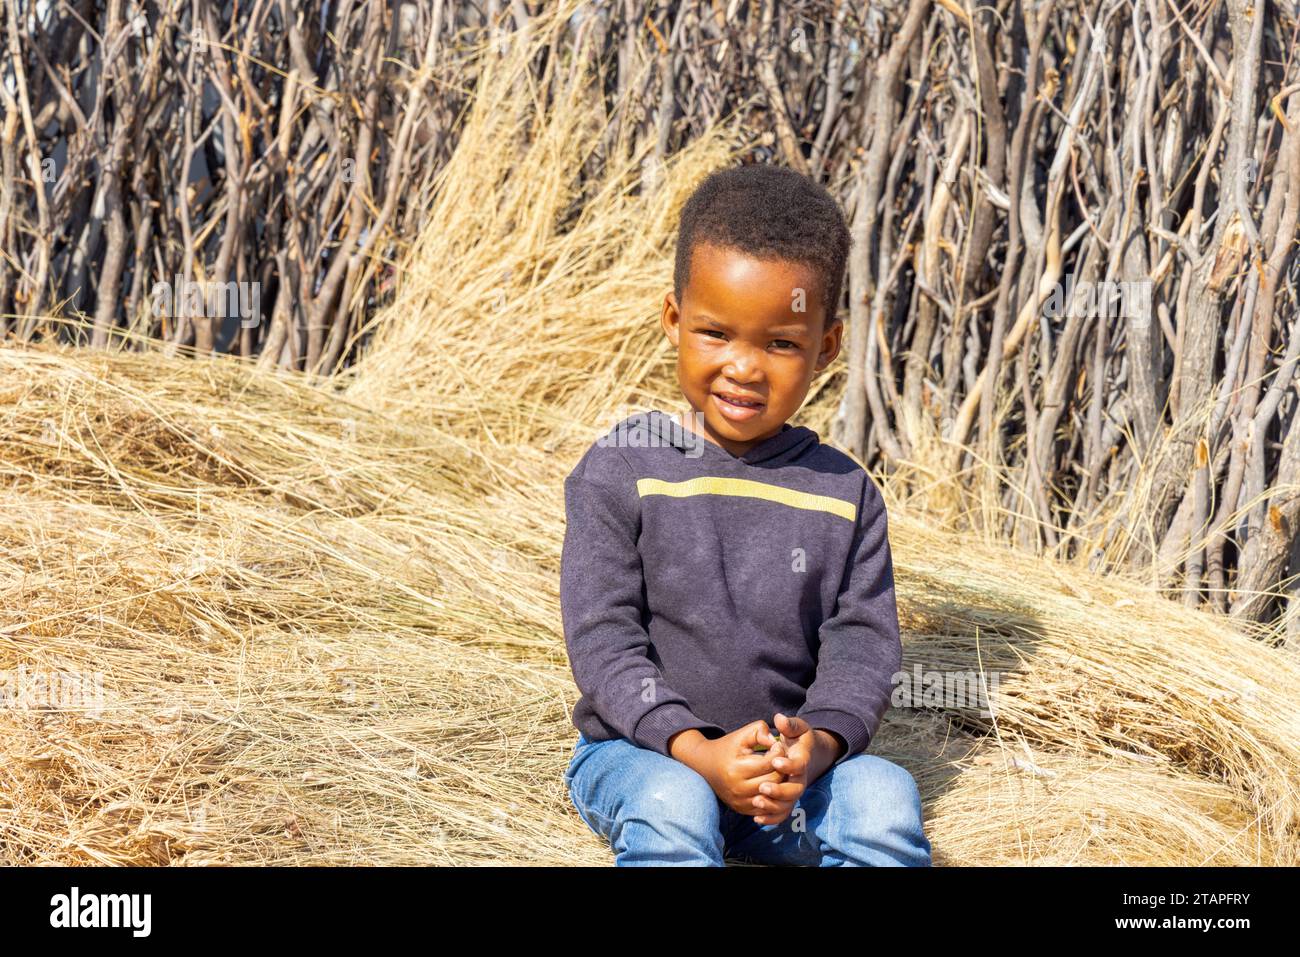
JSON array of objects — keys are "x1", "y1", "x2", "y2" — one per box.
[
  {"x1": 2, "y1": 0, "x2": 1297, "y2": 866},
  {"x1": 2, "y1": 336, "x2": 1297, "y2": 865}
]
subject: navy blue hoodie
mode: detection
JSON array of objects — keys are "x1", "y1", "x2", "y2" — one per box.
[{"x1": 559, "y1": 409, "x2": 901, "y2": 767}]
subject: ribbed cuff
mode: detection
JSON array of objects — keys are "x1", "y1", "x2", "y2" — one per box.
[
  {"x1": 634, "y1": 703, "x2": 724, "y2": 757},
  {"x1": 796, "y1": 709, "x2": 871, "y2": 766}
]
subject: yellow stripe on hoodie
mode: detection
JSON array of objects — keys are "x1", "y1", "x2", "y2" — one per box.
[{"x1": 636, "y1": 476, "x2": 857, "y2": 523}]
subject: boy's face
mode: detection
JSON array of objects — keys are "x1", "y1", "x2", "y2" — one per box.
[{"x1": 661, "y1": 242, "x2": 842, "y2": 458}]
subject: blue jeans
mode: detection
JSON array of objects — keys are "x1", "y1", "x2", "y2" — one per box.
[{"x1": 563, "y1": 732, "x2": 932, "y2": 866}]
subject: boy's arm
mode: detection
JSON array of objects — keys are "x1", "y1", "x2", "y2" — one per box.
[
  {"x1": 796, "y1": 476, "x2": 902, "y2": 768},
  {"x1": 561, "y1": 450, "x2": 724, "y2": 757}
]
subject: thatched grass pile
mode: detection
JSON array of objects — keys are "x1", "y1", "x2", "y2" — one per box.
[
  {"x1": 2, "y1": 0, "x2": 1296, "y2": 865},
  {"x1": 3, "y1": 343, "x2": 1296, "y2": 865}
]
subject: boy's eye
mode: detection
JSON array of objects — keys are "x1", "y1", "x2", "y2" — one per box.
[{"x1": 699, "y1": 330, "x2": 798, "y2": 350}]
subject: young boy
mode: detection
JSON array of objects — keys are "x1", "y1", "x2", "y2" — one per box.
[{"x1": 560, "y1": 164, "x2": 932, "y2": 867}]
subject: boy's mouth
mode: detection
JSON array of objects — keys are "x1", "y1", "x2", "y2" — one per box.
[{"x1": 713, "y1": 392, "x2": 766, "y2": 421}]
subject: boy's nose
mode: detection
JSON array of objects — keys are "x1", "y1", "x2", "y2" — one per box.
[{"x1": 721, "y1": 355, "x2": 764, "y2": 382}]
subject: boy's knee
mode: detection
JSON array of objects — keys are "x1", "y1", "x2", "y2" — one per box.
[
  {"x1": 605, "y1": 763, "x2": 724, "y2": 865},
  {"x1": 834, "y1": 755, "x2": 925, "y2": 824},
  {"x1": 843, "y1": 753, "x2": 919, "y2": 793},
  {"x1": 623, "y1": 763, "x2": 719, "y2": 831},
  {"x1": 821, "y1": 755, "x2": 931, "y2": 865}
]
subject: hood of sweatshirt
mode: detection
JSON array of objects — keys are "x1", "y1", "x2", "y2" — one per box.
[{"x1": 644, "y1": 408, "x2": 819, "y2": 467}]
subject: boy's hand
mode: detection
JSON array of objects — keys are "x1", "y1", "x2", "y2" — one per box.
[
  {"x1": 746, "y1": 713, "x2": 843, "y2": 826},
  {"x1": 669, "y1": 720, "x2": 788, "y2": 816}
]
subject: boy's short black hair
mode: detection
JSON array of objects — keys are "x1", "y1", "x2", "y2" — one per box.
[{"x1": 673, "y1": 164, "x2": 852, "y2": 334}]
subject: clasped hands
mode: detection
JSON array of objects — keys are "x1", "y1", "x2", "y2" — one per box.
[{"x1": 672, "y1": 712, "x2": 843, "y2": 826}]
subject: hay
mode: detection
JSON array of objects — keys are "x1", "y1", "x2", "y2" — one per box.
[
  {"x1": 3, "y1": 0, "x2": 1297, "y2": 866},
  {"x1": 2, "y1": 340, "x2": 1296, "y2": 866}
]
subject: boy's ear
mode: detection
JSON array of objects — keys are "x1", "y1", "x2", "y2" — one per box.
[
  {"x1": 814, "y1": 316, "x2": 843, "y2": 372},
  {"x1": 661, "y1": 291, "x2": 681, "y2": 347}
]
